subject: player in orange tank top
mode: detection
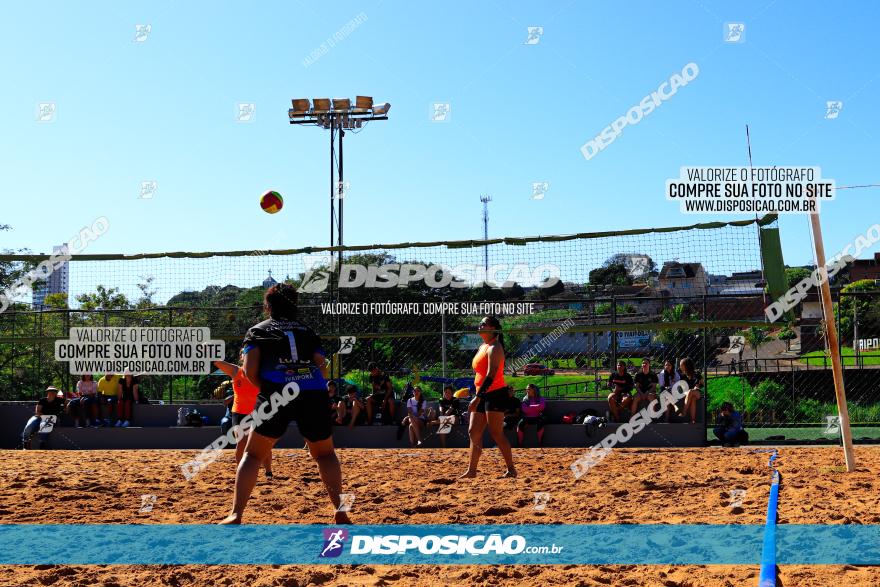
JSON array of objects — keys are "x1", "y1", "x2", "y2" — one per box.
[
  {"x1": 459, "y1": 316, "x2": 517, "y2": 479},
  {"x1": 214, "y1": 350, "x2": 273, "y2": 478}
]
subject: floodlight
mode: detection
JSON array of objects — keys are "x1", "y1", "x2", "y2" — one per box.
[
  {"x1": 332, "y1": 98, "x2": 351, "y2": 112},
  {"x1": 312, "y1": 98, "x2": 331, "y2": 113},
  {"x1": 372, "y1": 102, "x2": 391, "y2": 115},
  {"x1": 291, "y1": 99, "x2": 311, "y2": 114},
  {"x1": 354, "y1": 96, "x2": 373, "y2": 112}
]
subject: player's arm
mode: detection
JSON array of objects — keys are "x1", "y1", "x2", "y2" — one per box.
[
  {"x1": 213, "y1": 360, "x2": 239, "y2": 378},
  {"x1": 313, "y1": 352, "x2": 328, "y2": 379}
]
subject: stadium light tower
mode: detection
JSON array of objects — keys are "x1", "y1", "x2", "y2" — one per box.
[
  {"x1": 289, "y1": 96, "x2": 390, "y2": 297},
  {"x1": 480, "y1": 195, "x2": 492, "y2": 273}
]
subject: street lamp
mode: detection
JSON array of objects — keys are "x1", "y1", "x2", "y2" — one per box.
[{"x1": 288, "y1": 96, "x2": 391, "y2": 299}]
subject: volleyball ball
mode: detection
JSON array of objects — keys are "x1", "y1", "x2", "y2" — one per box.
[
  {"x1": 260, "y1": 190, "x2": 284, "y2": 214},
  {"x1": 454, "y1": 388, "x2": 471, "y2": 399}
]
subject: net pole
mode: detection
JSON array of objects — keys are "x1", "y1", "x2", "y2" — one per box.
[{"x1": 809, "y1": 212, "x2": 855, "y2": 471}]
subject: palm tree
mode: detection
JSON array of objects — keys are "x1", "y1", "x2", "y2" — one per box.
[{"x1": 656, "y1": 304, "x2": 698, "y2": 362}]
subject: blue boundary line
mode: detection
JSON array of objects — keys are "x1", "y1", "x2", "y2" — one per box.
[{"x1": 755, "y1": 449, "x2": 780, "y2": 587}]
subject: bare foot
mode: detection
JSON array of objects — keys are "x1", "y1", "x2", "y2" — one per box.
[
  {"x1": 458, "y1": 470, "x2": 477, "y2": 479},
  {"x1": 501, "y1": 469, "x2": 517, "y2": 478},
  {"x1": 335, "y1": 510, "x2": 352, "y2": 524},
  {"x1": 218, "y1": 513, "x2": 242, "y2": 525}
]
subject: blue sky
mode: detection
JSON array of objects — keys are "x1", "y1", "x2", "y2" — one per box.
[{"x1": 1, "y1": 0, "x2": 878, "y2": 269}]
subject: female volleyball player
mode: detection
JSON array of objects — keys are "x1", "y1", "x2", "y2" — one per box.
[
  {"x1": 213, "y1": 349, "x2": 272, "y2": 478},
  {"x1": 220, "y1": 283, "x2": 349, "y2": 524},
  {"x1": 459, "y1": 316, "x2": 517, "y2": 479}
]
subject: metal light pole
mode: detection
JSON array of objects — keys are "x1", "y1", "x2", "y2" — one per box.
[
  {"x1": 289, "y1": 97, "x2": 391, "y2": 300},
  {"x1": 480, "y1": 195, "x2": 492, "y2": 273}
]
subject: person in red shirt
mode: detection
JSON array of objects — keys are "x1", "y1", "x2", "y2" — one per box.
[
  {"x1": 459, "y1": 316, "x2": 516, "y2": 479},
  {"x1": 214, "y1": 350, "x2": 273, "y2": 478}
]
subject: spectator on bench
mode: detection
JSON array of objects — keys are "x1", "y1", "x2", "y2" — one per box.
[
  {"x1": 70, "y1": 374, "x2": 99, "y2": 428},
  {"x1": 608, "y1": 361, "x2": 634, "y2": 422},
  {"x1": 517, "y1": 384, "x2": 546, "y2": 447},
  {"x1": 714, "y1": 402, "x2": 748, "y2": 446},
  {"x1": 502, "y1": 386, "x2": 521, "y2": 430},
  {"x1": 116, "y1": 371, "x2": 139, "y2": 427},
  {"x1": 327, "y1": 380, "x2": 341, "y2": 425},
  {"x1": 22, "y1": 386, "x2": 65, "y2": 449},
  {"x1": 657, "y1": 359, "x2": 680, "y2": 422},
  {"x1": 337, "y1": 385, "x2": 365, "y2": 429},
  {"x1": 365, "y1": 363, "x2": 395, "y2": 425},
  {"x1": 97, "y1": 373, "x2": 121, "y2": 427},
  {"x1": 676, "y1": 357, "x2": 703, "y2": 425},
  {"x1": 402, "y1": 386, "x2": 433, "y2": 447},
  {"x1": 429, "y1": 385, "x2": 462, "y2": 448},
  {"x1": 631, "y1": 358, "x2": 659, "y2": 415}
]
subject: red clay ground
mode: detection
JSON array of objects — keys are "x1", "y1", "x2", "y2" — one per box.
[{"x1": 0, "y1": 446, "x2": 878, "y2": 586}]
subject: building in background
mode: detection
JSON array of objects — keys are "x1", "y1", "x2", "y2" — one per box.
[
  {"x1": 32, "y1": 244, "x2": 69, "y2": 309},
  {"x1": 850, "y1": 252, "x2": 880, "y2": 283}
]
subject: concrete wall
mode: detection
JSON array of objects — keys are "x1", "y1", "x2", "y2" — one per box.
[{"x1": 2, "y1": 398, "x2": 705, "y2": 450}]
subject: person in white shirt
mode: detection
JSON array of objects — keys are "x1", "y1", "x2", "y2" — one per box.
[
  {"x1": 402, "y1": 386, "x2": 434, "y2": 447},
  {"x1": 657, "y1": 359, "x2": 681, "y2": 422}
]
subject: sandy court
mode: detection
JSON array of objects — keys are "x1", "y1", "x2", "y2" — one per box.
[{"x1": 1, "y1": 446, "x2": 878, "y2": 586}]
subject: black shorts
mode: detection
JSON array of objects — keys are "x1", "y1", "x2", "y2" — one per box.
[
  {"x1": 253, "y1": 390, "x2": 332, "y2": 442},
  {"x1": 231, "y1": 411, "x2": 250, "y2": 427},
  {"x1": 474, "y1": 388, "x2": 510, "y2": 413}
]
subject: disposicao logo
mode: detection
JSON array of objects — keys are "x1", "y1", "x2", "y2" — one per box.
[{"x1": 320, "y1": 528, "x2": 349, "y2": 558}]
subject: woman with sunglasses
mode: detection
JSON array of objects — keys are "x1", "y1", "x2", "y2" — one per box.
[{"x1": 459, "y1": 316, "x2": 517, "y2": 479}]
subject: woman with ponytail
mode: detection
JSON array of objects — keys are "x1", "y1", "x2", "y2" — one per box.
[{"x1": 459, "y1": 316, "x2": 517, "y2": 479}]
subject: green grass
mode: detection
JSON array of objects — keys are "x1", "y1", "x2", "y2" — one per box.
[
  {"x1": 708, "y1": 426, "x2": 880, "y2": 442},
  {"x1": 800, "y1": 347, "x2": 880, "y2": 366}
]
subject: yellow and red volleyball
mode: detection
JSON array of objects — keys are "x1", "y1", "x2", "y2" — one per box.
[{"x1": 260, "y1": 190, "x2": 284, "y2": 214}]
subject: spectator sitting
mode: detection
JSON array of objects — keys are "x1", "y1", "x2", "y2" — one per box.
[
  {"x1": 502, "y1": 386, "x2": 521, "y2": 430},
  {"x1": 631, "y1": 358, "x2": 659, "y2": 415},
  {"x1": 337, "y1": 385, "x2": 365, "y2": 429},
  {"x1": 657, "y1": 359, "x2": 681, "y2": 422},
  {"x1": 676, "y1": 357, "x2": 703, "y2": 425},
  {"x1": 402, "y1": 386, "x2": 433, "y2": 447},
  {"x1": 22, "y1": 386, "x2": 65, "y2": 449},
  {"x1": 64, "y1": 382, "x2": 82, "y2": 428},
  {"x1": 429, "y1": 385, "x2": 462, "y2": 448},
  {"x1": 116, "y1": 371, "x2": 139, "y2": 427},
  {"x1": 327, "y1": 380, "x2": 341, "y2": 425},
  {"x1": 96, "y1": 373, "x2": 121, "y2": 427},
  {"x1": 71, "y1": 374, "x2": 99, "y2": 428},
  {"x1": 714, "y1": 402, "x2": 749, "y2": 447},
  {"x1": 365, "y1": 362, "x2": 396, "y2": 425},
  {"x1": 607, "y1": 361, "x2": 635, "y2": 422},
  {"x1": 517, "y1": 384, "x2": 546, "y2": 447}
]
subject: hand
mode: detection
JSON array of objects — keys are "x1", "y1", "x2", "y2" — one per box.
[{"x1": 468, "y1": 397, "x2": 480, "y2": 413}]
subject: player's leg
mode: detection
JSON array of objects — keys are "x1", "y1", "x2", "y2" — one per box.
[
  {"x1": 486, "y1": 410, "x2": 516, "y2": 477},
  {"x1": 607, "y1": 393, "x2": 621, "y2": 421},
  {"x1": 305, "y1": 436, "x2": 350, "y2": 523},
  {"x1": 220, "y1": 431, "x2": 276, "y2": 524},
  {"x1": 460, "y1": 411, "x2": 487, "y2": 478}
]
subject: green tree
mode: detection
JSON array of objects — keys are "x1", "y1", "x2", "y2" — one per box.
[
  {"x1": 655, "y1": 304, "x2": 699, "y2": 361},
  {"x1": 743, "y1": 326, "x2": 774, "y2": 371},
  {"x1": 777, "y1": 324, "x2": 796, "y2": 351},
  {"x1": 785, "y1": 267, "x2": 812, "y2": 289},
  {"x1": 588, "y1": 264, "x2": 631, "y2": 287},
  {"x1": 838, "y1": 280, "x2": 880, "y2": 345},
  {"x1": 76, "y1": 285, "x2": 130, "y2": 311}
]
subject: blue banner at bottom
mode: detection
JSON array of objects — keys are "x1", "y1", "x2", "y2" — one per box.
[{"x1": 0, "y1": 525, "x2": 877, "y2": 565}]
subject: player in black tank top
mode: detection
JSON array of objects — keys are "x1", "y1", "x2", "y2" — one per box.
[{"x1": 220, "y1": 284, "x2": 351, "y2": 525}]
